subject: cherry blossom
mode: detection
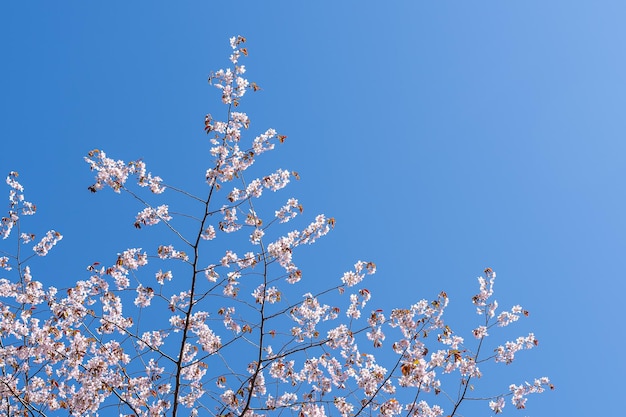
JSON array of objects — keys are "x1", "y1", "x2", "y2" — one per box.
[
  {"x1": 134, "y1": 204, "x2": 172, "y2": 228},
  {"x1": 0, "y1": 37, "x2": 551, "y2": 417}
]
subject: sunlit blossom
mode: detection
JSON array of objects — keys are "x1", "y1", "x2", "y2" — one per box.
[{"x1": 0, "y1": 37, "x2": 549, "y2": 417}]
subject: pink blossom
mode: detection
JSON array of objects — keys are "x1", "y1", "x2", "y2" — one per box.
[
  {"x1": 0, "y1": 38, "x2": 551, "y2": 417},
  {"x1": 472, "y1": 325, "x2": 488, "y2": 339},
  {"x1": 157, "y1": 244, "x2": 188, "y2": 261},
  {"x1": 510, "y1": 377, "x2": 552, "y2": 409},
  {"x1": 489, "y1": 397, "x2": 505, "y2": 414},
  {"x1": 134, "y1": 284, "x2": 154, "y2": 307},
  {"x1": 0, "y1": 256, "x2": 11, "y2": 271},
  {"x1": 155, "y1": 269, "x2": 173, "y2": 284},
  {"x1": 495, "y1": 333, "x2": 539, "y2": 364},
  {"x1": 201, "y1": 224, "x2": 216, "y2": 240},
  {"x1": 33, "y1": 230, "x2": 63, "y2": 256},
  {"x1": 134, "y1": 204, "x2": 172, "y2": 228}
]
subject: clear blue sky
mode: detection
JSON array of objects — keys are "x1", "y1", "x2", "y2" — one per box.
[{"x1": 2, "y1": 2, "x2": 624, "y2": 416}]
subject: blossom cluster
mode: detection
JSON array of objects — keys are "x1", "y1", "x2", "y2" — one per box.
[
  {"x1": 32, "y1": 229, "x2": 63, "y2": 256},
  {"x1": 2, "y1": 172, "x2": 36, "y2": 239},
  {"x1": 134, "y1": 204, "x2": 172, "y2": 228},
  {"x1": 84, "y1": 150, "x2": 165, "y2": 194}
]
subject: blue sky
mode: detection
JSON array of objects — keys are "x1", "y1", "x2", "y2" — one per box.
[{"x1": 2, "y1": 2, "x2": 625, "y2": 416}]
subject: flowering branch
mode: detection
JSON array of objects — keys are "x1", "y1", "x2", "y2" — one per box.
[{"x1": 0, "y1": 37, "x2": 551, "y2": 417}]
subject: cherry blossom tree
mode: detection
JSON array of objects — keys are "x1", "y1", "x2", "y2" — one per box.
[{"x1": 0, "y1": 36, "x2": 552, "y2": 417}]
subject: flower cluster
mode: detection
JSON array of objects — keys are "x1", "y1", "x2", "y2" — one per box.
[
  {"x1": 157, "y1": 244, "x2": 188, "y2": 261},
  {"x1": 227, "y1": 169, "x2": 293, "y2": 202},
  {"x1": 510, "y1": 377, "x2": 554, "y2": 409},
  {"x1": 275, "y1": 198, "x2": 302, "y2": 223},
  {"x1": 2, "y1": 172, "x2": 36, "y2": 239},
  {"x1": 85, "y1": 150, "x2": 165, "y2": 194},
  {"x1": 32, "y1": 230, "x2": 63, "y2": 256},
  {"x1": 210, "y1": 36, "x2": 249, "y2": 105},
  {"x1": 341, "y1": 260, "x2": 376, "y2": 287},
  {"x1": 134, "y1": 204, "x2": 172, "y2": 228},
  {"x1": 495, "y1": 333, "x2": 539, "y2": 364}
]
